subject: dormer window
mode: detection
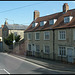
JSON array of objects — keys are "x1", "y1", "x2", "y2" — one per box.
[
  {"x1": 32, "y1": 22, "x2": 38, "y2": 27},
  {"x1": 40, "y1": 21, "x2": 47, "y2": 26},
  {"x1": 64, "y1": 16, "x2": 73, "y2": 23},
  {"x1": 49, "y1": 19, "x2": 57, "y2": 25}
]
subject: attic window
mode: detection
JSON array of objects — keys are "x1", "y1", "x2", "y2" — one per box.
[
  {"x1": 49, "y1": 19, "x2": 57, "y2": 25},
  {"x1": 40, "y1": 21, "x2": 47, "y2": 26},
  {"x1": 64, "y1": 16, "x2": 73, "y2": 23},
  {"x1": 32, "y1": 23, "x2": 38, "y2": 27}
]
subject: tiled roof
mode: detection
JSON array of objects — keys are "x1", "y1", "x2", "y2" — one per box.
[
  {"x1": 6, "y1": 24, "x2": 28, "y2": 30},
  {"x1": 24, "y1": 9, "x2": 75, "y2": 32}
]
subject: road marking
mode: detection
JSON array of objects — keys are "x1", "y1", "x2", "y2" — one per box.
[
  {"x1": 3, "y1": 53, "x2": 75, "y2": 73},
  {"x1": 0, "y1": 69, "x2": 10, "y2": 74},
  {"x1": 3, "y1": 69, "x2": 10, "y2": 74}
]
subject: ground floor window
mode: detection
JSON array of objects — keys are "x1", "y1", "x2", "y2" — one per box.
[
  {"x1": 28, "y1": 44, "x2": 31, "y2": 51},
  {"x1": 44, "y1": 45, "x2": 50, "y2": 54},
  {"x1": 58, "y1": 46, "x2": 66, "y2": 56},
  {"x1": 36, "y1": 45, "x2": 40, "y2": 52}
]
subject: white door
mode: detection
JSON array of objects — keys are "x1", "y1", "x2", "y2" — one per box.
[
  {"x1": 32, "y1": 44, "x2": 35, "y2": 56},
  {"x1": 67, "y1": 48, "x2": 73, "y2": 63}
]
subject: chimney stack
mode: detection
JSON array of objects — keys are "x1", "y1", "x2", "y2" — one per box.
[
  {"x1": 1, "y1": 25, "x2": 4, "y2": 28},
  {"x1": 34, "y1": 10, "x2": 40, "y2": 20},
  {"x1": 63, "y1": 3, "x2": 69, "y2": 12}
]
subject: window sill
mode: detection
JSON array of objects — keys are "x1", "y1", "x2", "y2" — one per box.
[
  {"x1": 44, "y1": 39, "x2": 50, "y2": 41},
  {"x1": 35, "y1": 39, "x2": 40, "y2": 41},
  {"x1": 58, "y1": 39, "x2": 66, "y2": 41},
  {"x1": 58, "y1": 55, "x2": 66, "y2": 57}
]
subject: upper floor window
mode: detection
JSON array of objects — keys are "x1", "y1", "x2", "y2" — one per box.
[
  {"x1": 40, "y1": 21, "x2": 47, "y2": 26},
  {"x1": 40, "y1": 21, "x2": 44, "y2": 26},
  {"x1": 64, "y1": 16, "x2": 73, "y2": 23},
  {"x1": 32, "y1": 23, "x2": 35, "y2": 27},
  {"x1": 58, "y1": 46, "x2": 66, "y2": 57},
  {"x1": 35, "y1": 32, "x2": 40, "y2": 40},
  {"x1": 58, "y1": 30, "x2": 66, "y2": 40},
  {"x1": 49, "y1": 19, "x2": 57, "y2": 25},
  {"x1": 32, "y1": 23, "x2": 38, "y2": 27},
  {"x1": 27, "y1": 33, "x2": 31, "y2": 40},
  {"x1": 44, "y1": 31, "x2": 50, "y2": 40}
]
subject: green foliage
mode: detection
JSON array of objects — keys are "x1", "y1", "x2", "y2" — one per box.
[{"x1": 4, "y1": 33, "x2": 20, "y2": 46}]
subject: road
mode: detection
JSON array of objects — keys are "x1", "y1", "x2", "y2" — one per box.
[{"x1": 0, "y1": 53, "x2": 75, "y2": 74}]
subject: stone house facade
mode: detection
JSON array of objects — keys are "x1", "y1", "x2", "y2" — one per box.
[
  {"x1": 24, "y1": 3, "x2": 75, "y2": 63},
  {"x1": 2, "y1": 20, "x2": 28, "y2": 52}
]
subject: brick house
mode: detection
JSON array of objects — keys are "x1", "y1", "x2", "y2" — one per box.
[{"x1": 24, "y1": 3, "x2": 75, "y2": 63}]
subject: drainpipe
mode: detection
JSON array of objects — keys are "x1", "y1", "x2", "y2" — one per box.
[{"x1": 53, "y1": 29, "x2": 55, "y2": 60}]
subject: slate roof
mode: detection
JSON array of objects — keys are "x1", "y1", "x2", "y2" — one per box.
[
  {"x1": 24, "y1": 8, "x2": 75, "y2": 32},
  {"x1": 6, "y1": 24, "x2": 28, "y2": 30}
]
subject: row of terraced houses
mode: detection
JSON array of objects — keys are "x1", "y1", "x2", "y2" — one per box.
[{"x1": 24, "y1": 3, "x2": 75, "y2": 63}]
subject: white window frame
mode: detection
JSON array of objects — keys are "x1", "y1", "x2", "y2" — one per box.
[
  {"x1": 58, "y1": 46, "x2": 66, "y2": 57},
  {"x1": 64, "y1": 16, "x2": 73, "y2": 23},
  {"x1": 27, "y1": 33, "x2": 31, "y2": 40},
  {"x1": 43, "y1": 45, "x2": 50, "y2": 54},
  {"x1": 58, "y1": 30, "x2": 66, "y2": 40},
  {"x1": 44, "y1": 31, "x2": 50, "y2": 40},
  {"x1": 49, "y1": 19, "x2": 57, "y2": 25},
  {"x1": 35, "y1": 32, "x2": 40, "y2": 40},
  {"x1": 40, "y1": 21, "x2": 47, "y2": 26},
  {"x1": 40, "y1": 21, "x2": 44, "y2": 26},
  {"x1": 64, "y1": 16, "x2": 70, "y2": 23},
  {"x1": 49, "y1": 19, "x2": 54, "y2": 25},
  {"x1": 35, "y1": 45, "x2": 40, "y2": 52}
]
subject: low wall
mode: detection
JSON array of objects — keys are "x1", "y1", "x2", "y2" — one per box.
[{"x1": 3, "y1": 39, "x2": 26, "y2": 55}]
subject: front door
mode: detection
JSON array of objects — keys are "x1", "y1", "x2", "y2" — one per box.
[
  {"x1": 67, "y1": 48, "x2": 73, "y2": 63},
  {"x1": 32, "y1": 44, "x2": 35, "y2": 56}
]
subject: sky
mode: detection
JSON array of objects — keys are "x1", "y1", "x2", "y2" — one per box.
[{"x1": 0, "y1": 1, "x2": 75, "y2": 27}]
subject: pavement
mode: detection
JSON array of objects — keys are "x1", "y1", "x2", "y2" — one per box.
[{"x1": 8, "y1": 53, "x2": 75, "y2": 72}]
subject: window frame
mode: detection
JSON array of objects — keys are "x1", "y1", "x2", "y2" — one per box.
[
  {"x1": 43, "y1": 45, "x2": 50, "y2": 54},
  {"x1": 58, "y1": 30, "x2": 66, "y2": 40},
  {"x1": 28, "y1": 44, "x2": 32, "y2": 51},
  {"x1": 44, "y1": 31, "x2": 50, "y2": 40},
  {"x1": 35, "y1": 32, "x2": 40, "y2": 40},
  {"x1": 40, "y1": 21, "x2": 44, "y2": 26},
  {"x1": 27, "y1": 33, "x2": 31, "y2": 40},
  {"x1": 64, "y1": 16, "x2": 70, "y2": 23},
  {"x1": 35, "y1": 45, "x2": 40, "y2": 52},
  {"x1": 49, "y1": 19, "x2": 54, "y2": 25},
  {"x1": 58, "y1": 46, "x2": 66, "y2": 57}
]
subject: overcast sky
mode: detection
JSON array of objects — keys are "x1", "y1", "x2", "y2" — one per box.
[{"x1": 0, "y1": 1, "x2": 75, "y2": 27}]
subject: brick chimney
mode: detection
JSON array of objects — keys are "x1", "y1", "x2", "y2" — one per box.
[
  {"x1": 34, "y1": 10, "x2": 40, "y2": 20},
  {"x1": 63, "y1": 3, "x2": 69, "y2": 12},
  {"x1": 1, "y1": 25, "x2": 4, "y2": 28}
]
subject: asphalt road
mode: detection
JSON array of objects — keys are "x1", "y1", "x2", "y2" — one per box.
[{"x1": 0, "y1": 53, "x2": 75, "y2": 74}]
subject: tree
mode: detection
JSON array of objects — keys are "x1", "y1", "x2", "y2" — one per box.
[{"x1": 4, "y1": 33, "x2": 20, "y2": 46}]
